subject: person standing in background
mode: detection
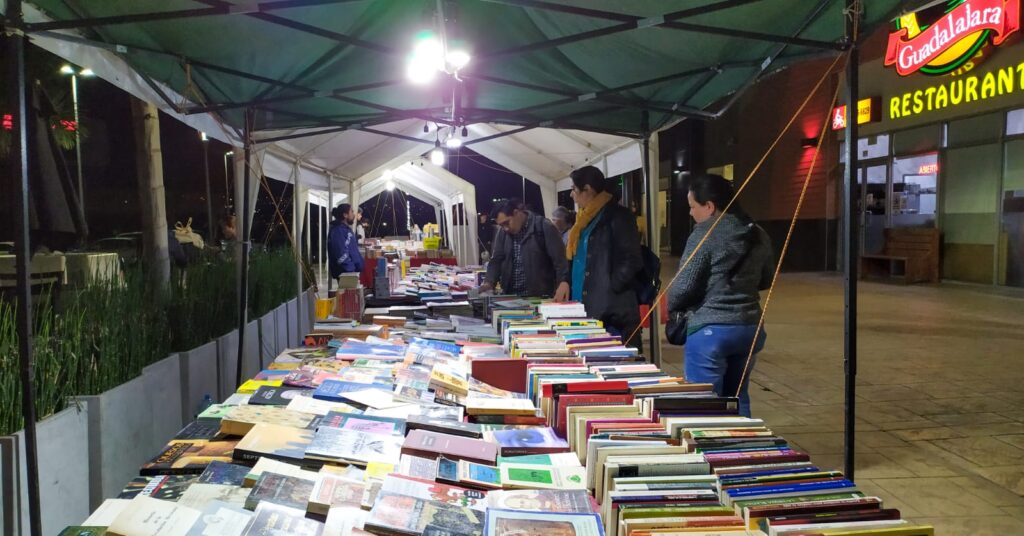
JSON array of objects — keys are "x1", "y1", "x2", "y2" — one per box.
[
  {"x1": 666, "y1": 174, "x2": 773, "y2": 417},
  {"x1": 328, "y1": 203, "x2": 364, "y2": 279},
  {"x1": 481, "y1": 198, "x2": 569, "y2": 300},
  {"x1": 355, "y1": 207, "x2": 367, "y2": 241},
  {"x1": 566, "y1": 166, "x2": 643, "y2": 347},
  {"x1": 550, "y1": 206, "x2": 576, "y2": 245}
]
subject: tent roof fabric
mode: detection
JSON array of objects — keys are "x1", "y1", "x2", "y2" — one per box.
[{"x1": 21, "y1": 0, "x2": 905, "y2": 139}]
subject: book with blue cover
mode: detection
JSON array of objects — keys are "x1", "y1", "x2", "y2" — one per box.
[{"x1": 314, "y1": 379, "x2": 393, "y2": 402}]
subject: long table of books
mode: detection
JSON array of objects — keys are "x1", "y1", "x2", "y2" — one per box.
[{"x1": 62, "y1": 293, "x2": 934, "y2": 536}]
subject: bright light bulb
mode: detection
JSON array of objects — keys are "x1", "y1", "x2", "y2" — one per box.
[
  {"x1": 406, "y1": 61, "x2": 436, "y2": 84},
  {"x1": 447, "y1": 50, "x2": 471, "y2": 70},
  {"x1": 445, "y1": 137, "x2": 462, "y2": 149},
  {"x1": 60, "y1": 65, "x2": 74, "y2": 75},
  {"x1": 413, "y1": 36, "x2": 444, "y2": 65},
  {"x1": 386, "y1": 180, "x2": 395, "y2": 191},
  {"x1": 431, "y1": 148, "x2": 446, "y2": 166},
  {"x1": 200, "y1": 132, "x2": 208, "y2": 142},
  {"x1": 382, "y1": 169, "x2": 394, "y2": 180},
  {"x1": 79, "y1": 68, "x2": 95, "y2": 77}
]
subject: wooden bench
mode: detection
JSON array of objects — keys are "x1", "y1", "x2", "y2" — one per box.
[{"x1": 860, "y1": 227, "x2": 940, "y2": 284}]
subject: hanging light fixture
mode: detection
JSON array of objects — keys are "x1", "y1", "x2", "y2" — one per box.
[
  {"x1": 461, "y1": 125, "x2": 468, "y2": 137},
  {"x1": 445, "y1": 129, "x2": 462, "y2": 149},
  {"x1": 431, "y1": 139, "x2": 446, "y2": 166}
]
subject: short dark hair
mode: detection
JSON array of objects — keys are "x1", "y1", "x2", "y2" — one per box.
[
  {"x1": 332, "y1": 203, "x2": 352, "y2": 221},
  {"x1": 490, "y1": 198, "x2": 525, "y2": 220},
  {"x1": 570, "y1": 166, "x2": 607, "y2": 194}
]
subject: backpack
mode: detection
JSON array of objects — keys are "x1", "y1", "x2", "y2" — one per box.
[{"x1": 633, "y1": 244, "x2": 661, "y2": 306}]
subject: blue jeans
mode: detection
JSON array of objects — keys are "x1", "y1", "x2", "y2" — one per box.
[{"x1": 684, "y1": 324, "x2": 766, "y2": 417}]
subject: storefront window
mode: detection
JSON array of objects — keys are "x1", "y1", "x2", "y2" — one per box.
[
  {"x1": 1001, "y1": 139, "x2": 1024, "y2": 287},
  {"x1": 839, "y1": 135, "x2": 889, "y2": 163},
  {"x1": 891, "y1": 154, "x2": 938, "y2": 228},
  {"x1": 944, "y1": 144, "x2": 1001, "y2": 284},
  {"x1": 1007, "y1": 109, "x2": 1024, "y2": 136},
  {"x1": 947, "y1": 112, "x2": 1002, "y2": 147},
  {"x1": 893, "y1": 125, "x2": 941, "y2": 155}
]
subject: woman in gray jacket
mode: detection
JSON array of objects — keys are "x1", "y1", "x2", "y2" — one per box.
[{"x1": 667, "y1": 175, "x2": 774, "y2": 417}]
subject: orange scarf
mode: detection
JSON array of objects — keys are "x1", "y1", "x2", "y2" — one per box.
[{"x1": 566, "y1": 191, "x2": 613, "y2": 260}]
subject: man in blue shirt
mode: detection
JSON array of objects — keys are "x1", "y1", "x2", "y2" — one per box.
[{"x1": 327, "y1": 203, "x2": 364, "y2": 279}]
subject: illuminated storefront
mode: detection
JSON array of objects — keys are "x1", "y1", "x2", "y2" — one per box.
[{"x1": 841, "y1": 0, "x2": 1024, "y2": 286}]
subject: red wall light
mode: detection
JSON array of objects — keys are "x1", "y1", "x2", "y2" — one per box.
[{"x1": 2, "y1": 114, "x2": 12, "y2": 131}]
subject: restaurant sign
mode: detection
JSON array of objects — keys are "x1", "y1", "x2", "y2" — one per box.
[{"x1": 885, "y1": 0, "x2": 1020, "y2": 76}]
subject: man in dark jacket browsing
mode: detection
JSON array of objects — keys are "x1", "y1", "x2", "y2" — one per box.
[
  {"x1": 327, "y1": 203, "x2": 364, "y2": 279},
  {"x1": 481, "y1": 198, "x2": 570, "y2": 300}
]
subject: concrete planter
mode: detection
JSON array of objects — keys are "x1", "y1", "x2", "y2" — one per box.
[
  {"x1": 217, "y1": 330, "x2": 240, "y2": 399},
  {"x1": 243, "y1": 319, "x2": 261, "y2": 379},
  {"x1": 2, "y1": 405, "x2": 91, "y2": 536},
  {"x1": 143, "y1": 354, "x2": 184, "y2": 448},
  {"x1": 74, "y1": 371, "x2": 164, "y2": 509},
  {"x1": 260, "y1": 311, "x2": 277, "y2": 363},
  {"x1": 180, "y1": 340, "x2": 219, "y2": 424},
  {"x1": 274, "y1": 303, "x2": 290, "y2": 353}
]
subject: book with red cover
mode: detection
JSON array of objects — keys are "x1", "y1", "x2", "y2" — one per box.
[
  {"x1": 584, "y1": 418, "x2": 655, "y2": 438},
  {"x1": 706, "y1": 451, "x2": 811, "y2": 469},
  {"x1": 554, "y1": 393, "x2": 636, "y2": 437},
  {"x1": 765, "y1": 508, "x2": 902, "y2": 527},
  {"x1": 470, "y1": 359, "x2": 528, "y2": 394},
  {"x1": 541, "y1": 380, "x2": 630, "y2": 398},
  {"x1": 401, "y1": 429, "x2": 498, "y2": 465}
]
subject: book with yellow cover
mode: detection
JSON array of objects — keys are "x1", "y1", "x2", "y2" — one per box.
[
  {"x1": 236, "y1": 379, "x2": 282, "y2": 395},
  {"x1": 219, "y1": 405, "x2": 318, "y2": 436}
]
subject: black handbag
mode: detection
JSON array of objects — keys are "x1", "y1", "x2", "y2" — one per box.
[{"x1": 665, "y1": 310, "x2": 689, "y2": 345}]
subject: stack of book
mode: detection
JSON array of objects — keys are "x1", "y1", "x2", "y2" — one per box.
[{"x1": 62, "y1": 298, "x2": 933, "y2": 536}]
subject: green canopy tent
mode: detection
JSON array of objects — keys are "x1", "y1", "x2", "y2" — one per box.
[{"x1": 3, "y1": 1, "x2": 913, "y2": 533}]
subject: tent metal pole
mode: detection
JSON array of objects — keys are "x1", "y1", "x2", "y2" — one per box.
[
  {"x1": 236, "y1": 108, "x2": 253, "y2": 389},
  {"x1": 5, "y1": 2, "x2": 43, "y2": 533},
  {"x1": 640, "y1": 113, "x2": 661, "y2": 365},
  {"x1": 203, "y1": 136, "x2": 214, "y2": 243},
  {"x1": 327, "y1": 177, "x2": 334, "y2": 294},
  {"x1": 843, "y1": 0, "x2": 860, "y2": 482},
  {"x1": 294, "y1": 165, "x2": 304, "y2": 338}
]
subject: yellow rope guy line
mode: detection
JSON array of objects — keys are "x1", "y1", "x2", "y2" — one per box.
[
  {"x1": 734, "y1": 58, "x2": 847, "y2": 397},
  {"x1": 627, "y1": 52, "x2": 846, "y2": 346}
]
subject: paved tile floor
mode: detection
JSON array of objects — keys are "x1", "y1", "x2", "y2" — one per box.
[{"x1": 655, "y1": 270, "x2": 1024, "y2": 535}]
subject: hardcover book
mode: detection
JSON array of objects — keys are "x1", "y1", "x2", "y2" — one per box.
[
  {"x1": 365, "y1": 493, "x2": 484, "y2": 536},
  {"x1": 177, "y1": 483, "x2": 251, "y2": 509},
  {"x1": 487, "y1": 489, "x2": 596, "y2": 513},
  {"x1": 402, "y1": 430, "x2": 498, "y2": 465},
  {"x1": 249, "y1": 385, "x2": 315, "y2": 406},
  {"x1": 319, "y1": 411, "x2": 407, "y2": 436},
  {"x1": 184, "y1": 501, "x2": 253, "y2": 536},
  {"x1": 139, "y1": 440, "x2": 237, "y2": 476},
  {"x1": 245, "y1": 471, "x2": 316, "y2": 511},
  {"x1": 173, "y1": 420, "x2": 225, "y2": 441},
  {"x1": 220, "y1": 405, "x2": 319, "y2": 436},
  {"x1": 483, "y1": 509, "x2": 604, "y2": 536},
  {"x1": 117, "y1": 475, "x2": 196, "y2": 501},
  {"x1": 196, "y1": 461, "x2": 251, "y2": 486},
  {"x1": 308, "y1": 474, "x2": 366, "y2": 516},
  {"x1": 240, "y1": 502, "x2": 324, "y2": 536},
  {"x1": 305, "y1": 426, "x2": 403, "y2": 465},
  {"x1": 232, "y1": 423, "x2": 316, "y2": 464},
  {"x1": 380, "y1": 474, "x2": 488, "y2": 511},
  {"x1": 487, "y1": 427, "x2": 570, "y2": 456},
  {"x1": 106, "y1": 496, "x2": 202, "y2": 536}
]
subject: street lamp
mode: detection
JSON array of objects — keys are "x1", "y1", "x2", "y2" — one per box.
[{"x1": 59, "y1": 64, "x2": 94, "y2": 219}]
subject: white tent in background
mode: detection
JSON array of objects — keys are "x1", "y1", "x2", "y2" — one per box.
[{"x1": 27, "y1": 15, "x2": 645, "y2": 244}]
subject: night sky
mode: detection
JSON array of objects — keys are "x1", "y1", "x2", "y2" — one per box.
[{"x1": 3, "y1": 45, "x2": 546, "y2": 250}]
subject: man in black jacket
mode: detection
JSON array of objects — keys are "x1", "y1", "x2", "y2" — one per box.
[{"x1": 481, "y1": 198, "x2": 570, "y2": 300}]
